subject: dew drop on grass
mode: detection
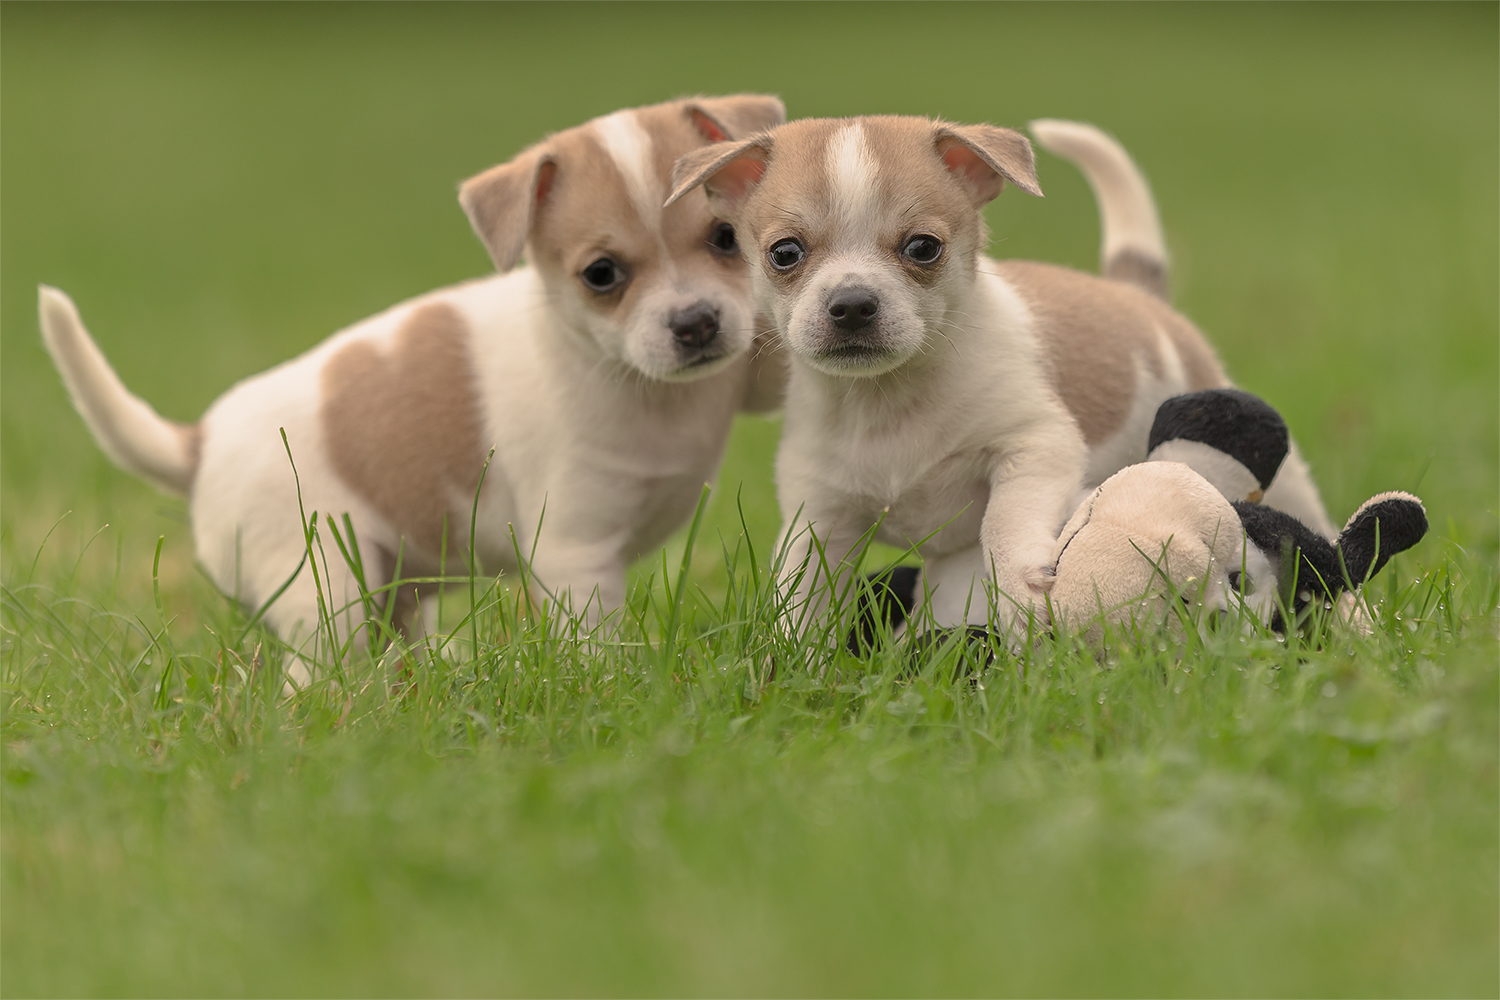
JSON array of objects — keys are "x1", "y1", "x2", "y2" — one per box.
[{"x1": 1322, "y1": 682, "x2": 1338, "y2": 698}]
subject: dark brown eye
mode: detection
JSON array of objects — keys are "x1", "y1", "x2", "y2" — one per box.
[
  {"x1": 901, "y1": 235, "x2": 943, "y2": 265},
  {"x1": 580, "y1": 257, "x2": 625, "y2": 292},
  {"x1": 709, "y1": 222, "x2": 738, "y2": 255},
  {"x1": 768, "y1": 238, "x2": 805, "y2": 271}
]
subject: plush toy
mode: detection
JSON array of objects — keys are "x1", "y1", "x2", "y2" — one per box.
[{"x1": 850, "y1": 389, "x2": 1428, "y2": 658}]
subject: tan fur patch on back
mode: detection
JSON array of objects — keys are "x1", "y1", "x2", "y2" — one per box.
[
  {"x1": 998, "y1": 260, "x2": 1227, "y2": 444},
  {"x1": 321, "y1": 302, "x2": 485, "y2": 555}
]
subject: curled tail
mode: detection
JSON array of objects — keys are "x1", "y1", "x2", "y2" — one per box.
[
  {"x1": 1029, "y1": 119, "x2": 1169, "y2": 300},
  {"x1": 38, "y1": 286, "x2": 200, "y2": 495}
]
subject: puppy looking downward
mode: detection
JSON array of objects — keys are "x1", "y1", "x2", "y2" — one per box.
[
  {"x1": 669, "y1": 116, "x2": 1332, "y2": 637},
  {"x1": 41, "y1": 95, "x2": 785, "y2": 684}
]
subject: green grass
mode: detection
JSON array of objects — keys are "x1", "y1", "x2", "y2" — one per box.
[{"x1": 3, "y1": 3, "x2": 1497, "y2": 996}]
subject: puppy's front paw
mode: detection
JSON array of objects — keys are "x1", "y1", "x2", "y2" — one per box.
[
  {"x1": 1022, "y1": 564, "x2": 1057, "y2": 595},
  {"x1": 991, "y1": 564, "x2": 1054, "y2": 638},
  {"x1": 993, "y1": 563, "x2": 1055, "y2": 602}
]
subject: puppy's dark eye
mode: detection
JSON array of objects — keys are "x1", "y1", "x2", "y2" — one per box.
[
  {"x1": 1228, "y1": 570, "x2": 1245, "y2": 593},
  {"x1": 902, "y1": 235, "x2": 943, "y2": 265},
  {"x1": 768, "y1": 238, "x2": 805, "y2": 271},
  {"x1": 580, "y1": 257, "x2": 625, "y2": 293},
  {"x1": 709, "y1": 222, "x2": 738, "y2": 255}
]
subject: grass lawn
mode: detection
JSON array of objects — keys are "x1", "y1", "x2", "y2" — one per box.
[{"x1": 3, "y1": 3, "x2": 1497, "y2": 996}]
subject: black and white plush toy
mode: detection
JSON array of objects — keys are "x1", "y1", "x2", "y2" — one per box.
[
  {"x1": 1051, "y1": 388, "x2": 1428, "y2": 640},
  {"x1": 851, "y1": 390, "x2": 1428, "y2": 657}
]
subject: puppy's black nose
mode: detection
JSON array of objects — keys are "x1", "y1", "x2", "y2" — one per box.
[
  {"x1": 668, "y1": 302, "x2": 720, "y2": 348},
  {"x1": 827, "y1": 288, "x2": 879, "y2": 331}
]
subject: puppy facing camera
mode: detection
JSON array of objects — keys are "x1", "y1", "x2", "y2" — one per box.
[
  {"x1": 40, "y1": 95, "x2": 787, "y2": 687},
  {"x1": 463, "y1": 97, "x2": 783, "y2": 383},
  {"x1": 669, "y1": 117, "x2": 1042, "y2": 379},
  {"x1": 670, "y1": 115, "x2": 1337, "y2": 643}
]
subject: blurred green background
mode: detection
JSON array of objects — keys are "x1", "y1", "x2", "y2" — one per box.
[{"x1": 3, "y1": 1, "x2": 1496, "y2": 561}]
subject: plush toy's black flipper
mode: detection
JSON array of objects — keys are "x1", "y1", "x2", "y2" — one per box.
[
  {"x1": 1233, "y1": 491, "x2": 1428, "y2": 631},
  {"x1": 1150, "y1": 389, "x2": 1289, "y2": 489},
  {"x1": 847, "y1": 564, "x2": 920, "y2": 655},
  {"x1": 1335, "y1": 492, "x2": 1428, "y2": 585}
]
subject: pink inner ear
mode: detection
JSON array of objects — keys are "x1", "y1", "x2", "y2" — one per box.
[
  {"x1": 940, "y1": 143, "x2": 1002, "y2": 202},
  {"x1": 707, "y1": 155, "x2": 766, "y2": 205},
  {"x1": 691, "y1": 110, "x2": 728, "y2": 143}
]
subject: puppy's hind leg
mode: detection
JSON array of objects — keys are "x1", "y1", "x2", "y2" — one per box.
[
  {"x1": 258, "y1": 557, "x2": 371, "y2": 691},
  {"x1": 1262, "y1": 439, "x2": 1336, "y2": 539}
]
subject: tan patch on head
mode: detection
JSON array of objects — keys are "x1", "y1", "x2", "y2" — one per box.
[
  {"x1": 998, "y1": 260, "x2": 1227, "y2": 444},
  {"x1": 527, "y1": 126, "x2": 639, "y2": 276},
  {"x1": 463, "y1": 97, "x2": 780, "y2": 278},
  {"x1": 526, "y1": 102, "x2": 752, "y2": 322},
  {"x1": 636, "y1": 102, "x2": 751, "y2": 254},
  {"x1": 321, "y1": 302, "x2": 485, "y2": 554},
  {"x1": 718, "y1": 116, "x2": 986, "y2": 279}
]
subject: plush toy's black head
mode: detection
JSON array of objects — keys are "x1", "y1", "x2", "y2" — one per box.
[
  {"x1": 1150, "y1": 389, "x2": 1289, "y2": 490},
  {"x1": 1232, "y1": 491, "x2": 1427, "y2": 630}
]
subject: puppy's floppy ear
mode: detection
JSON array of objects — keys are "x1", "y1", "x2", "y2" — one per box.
[
  {"x1": 458, "y1": 146, "x2": 557, "y2": 273},
  {"x1": 934, "y1": 123, "x2": 1043, "y2": 205},
  {"x1": 665, "y1": 136, "x2": 773, "y2": 216},
  {"x1": 685, "y1": 94, "x2": 786, "y2": 143}
]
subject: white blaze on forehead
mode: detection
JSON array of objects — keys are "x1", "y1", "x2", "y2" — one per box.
[
  {"x1": 593, "y1": 109, "x2": 661, "y2": 231},
  {"x1": 826, "y1": 122, "x2": 882, "y2": 236}
]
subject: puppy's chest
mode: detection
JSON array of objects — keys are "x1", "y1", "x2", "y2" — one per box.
[
  {"x1": 577, "y1": 393, "x2": 736, "y2": 477},
  {"x1": 573, "y1": 392, "x2": 737, "y2": 528},
  {"x1": 833, "y1": 440, "x2": 992, "y2": 548},
  {"x1": 610, "y1": 431, "x2": 730, "y2": 560}
]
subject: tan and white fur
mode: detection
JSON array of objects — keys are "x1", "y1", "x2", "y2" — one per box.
[
  {"x1": 668, "y1": 115, "x2": 1331, "y2": 638},
  {"x1": 40, "y1": 95, "x2": 787, "y2": 684},
  {"x1": 1029, "y1": 119, "x2": 1332, "y2": 534}
]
